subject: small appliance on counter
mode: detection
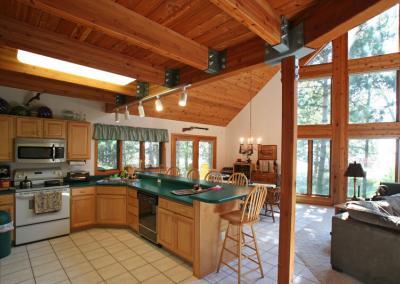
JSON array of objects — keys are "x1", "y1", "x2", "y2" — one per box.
[
  {"x1": 66, "y1": 171, "x2": 90, "y2": 182},
  {"x1": 0, "y1": 165, "x2": 11, "y2": 190}
]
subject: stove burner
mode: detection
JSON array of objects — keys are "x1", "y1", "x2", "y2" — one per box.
[{"x1": 44, "y1": 180, "x2": 63, "y2": 187}]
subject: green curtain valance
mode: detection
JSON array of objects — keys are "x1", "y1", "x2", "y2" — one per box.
[{"x1": 93, "y1": 123, "x2": 169, "y2": 142}]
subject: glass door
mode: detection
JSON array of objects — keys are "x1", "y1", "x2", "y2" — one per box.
[
  {"x1": 175, "y1": 140, "x2": 194, "y2": 177},
  {"x1": 199, "y1": 141, "x2": 214, "y2": 179}
]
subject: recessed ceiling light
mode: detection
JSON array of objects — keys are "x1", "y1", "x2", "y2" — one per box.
[{"x1": 17, "y1": 50, "x2": 135, "y2": 86}]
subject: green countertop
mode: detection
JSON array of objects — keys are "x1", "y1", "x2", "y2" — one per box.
[{"x1": 67, "y1": 172, "x2": 251, "y2": 205}]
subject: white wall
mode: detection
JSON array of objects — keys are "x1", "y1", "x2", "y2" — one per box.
[
  {"x1": 0, "y1": 86, "x2": 226, "y2": 175},
  {"x1": 225, "y1": 72, "x2": 282, "y2": 170}
]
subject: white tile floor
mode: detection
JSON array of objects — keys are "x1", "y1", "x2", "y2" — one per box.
[{"x1": 0, "y1": 204, "x2": 360, "y2": 284}]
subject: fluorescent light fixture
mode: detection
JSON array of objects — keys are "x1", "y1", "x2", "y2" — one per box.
[
  {"x1": 138, "y1": 102, "x2": 145, "y2": 117},
  {"x1": 17, "y1": 50, "x2": 135, "y2": 86},
  {"x1": 115, "y1": 110, "x2": 120, "y2": 123},
  {"x1": 178, "y1": 87, "x2": 188, "y2": 107},
  {"x1": 124, "y1": 106, "x2": 130, "y2": 120},
  {"x1": 155, "y1": 96, "x2": 163, "y2": 112}
]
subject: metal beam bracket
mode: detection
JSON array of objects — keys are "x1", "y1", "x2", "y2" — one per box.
[
  {"x1": 136, "y1": 82, "x2": 149, "y2": 98},
  {"x1": 115, "y1": 94, "x2": 128, "y2": 107},
  {"x1": 164, "y1": 69, "x2": 180, "y2": 88},
  {"x1": 205, "y1": 49, "x2": 226, "y2": 74},
  {"x1": 272, "y1": 16, "x2": 290, "y2": 53},
  {"x1": 265, "y1": 23, "x2": 314, "y2": 65}
]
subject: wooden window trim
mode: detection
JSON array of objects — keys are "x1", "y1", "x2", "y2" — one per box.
[{"x1": 94, "y1": 140, "x2": 121, "y2": 176}]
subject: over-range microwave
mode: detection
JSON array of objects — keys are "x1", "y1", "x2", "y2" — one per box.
[{"x1": 15, "y1": 138, "x2": 66, "y2": 163}]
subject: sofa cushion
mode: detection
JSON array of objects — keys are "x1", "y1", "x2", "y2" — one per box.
[
  {"x1": 380, "y1": 182, "x2": 400, "y2": 196},
  {"x1": 346, "y1": 201, "x2": 400, "y2": 232}
]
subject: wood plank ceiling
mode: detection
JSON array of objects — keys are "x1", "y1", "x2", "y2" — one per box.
[{"x1": 0, "y1": 0, "x2": 324, "y2": 126}]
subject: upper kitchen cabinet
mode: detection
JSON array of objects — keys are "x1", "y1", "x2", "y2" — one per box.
[
  {"x1": 0, "y1": 115, "x2": 15, "y2": 161},
  {"x1": 16, "y1": 117, "x2": 43, "y2": 138},
  {"x1": 43, "y1": 119, "x2": 66, "y2": 139},
  {"x1": 67, "y1": 121, "x2": 91, "y2": 160}
]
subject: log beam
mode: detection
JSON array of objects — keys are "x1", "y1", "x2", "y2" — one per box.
[
  {"x1": 17, "y1": 0, "x2": 209, "y2": 70},
  {"x1": 209, "y1": 0, "x2": 281, "y2": 45}
]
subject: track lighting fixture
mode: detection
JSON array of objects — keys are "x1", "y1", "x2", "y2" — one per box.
[
  {"x1": 155, "y1": 96, "x2": 163, "y2": 112},
  {"x1": 124, "y1": 106, "x2": 130, "y2": 120},
  {"x1": 138, "y1": 102, "x2": 145, "y2": 117},
  {"x1": 178, "y1": 87, "x2": 188, "y2": 107},
  {"x1": 115, "y1": 109, "x2": 120, "y2": 123}
]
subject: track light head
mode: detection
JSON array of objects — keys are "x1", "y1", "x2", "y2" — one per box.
[
  {"x1": 115, "y1": 109, "x2": 120, "y2": 123},
  {"x1": 124, "y1": 106, "x2": 130, "y2": 120},
  {"x1": 178, "y1": 87, "x2": 188, "y2": 107},
  {"x1": 155, "y1": 96, "x2": 163, "y2": 112},
  {"x1": 138, "y1": 102, "x2": 145, "y2": 117}
]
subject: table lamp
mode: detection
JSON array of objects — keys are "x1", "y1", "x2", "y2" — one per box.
[{"x1": 344, "y1": 161, "x2": 366, "y2": 201}]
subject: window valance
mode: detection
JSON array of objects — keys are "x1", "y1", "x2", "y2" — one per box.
[{"x1": 93, "y1": 123, "x2": 169, "y2": 142}]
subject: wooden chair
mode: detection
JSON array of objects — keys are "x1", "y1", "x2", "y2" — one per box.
[
  {"x1": 264, "y1": 187, "x2": 280, "y2": 223},
  {"x1": 217, "y1": 185, "x2": 268, "y2": 283},
  {"x1": 186, "y1": 168, "x2": 200, "y2": 180},
  {"x1": 228, "y1": 173, "x2": 248, "y2": 186},
  {"x1": 165, "y1": 167, "x2": 181, "y2": 177},
  {"x1": 204, "y1": 170, "x2": 223, "y2": 183}
]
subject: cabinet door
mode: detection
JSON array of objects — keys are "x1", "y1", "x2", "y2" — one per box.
[
  {"x1": 96, "y1": 195, "x2": 126, "y2": 224},
  {"x1": 175, "y1": 214, "x2": 194, "y2": 262},
  {"x1": 0, "y1": 116, "x2": 14, "y2": 161},
  {"x1": 71, "y1": 195, "x2": 95, "y2": 229},
  {"x1": 67, "y1": 122, "x2": 91, "y2": 160},
  {"x1": 157, "y1": 207, "x2": 176, "y2": 250},
  {"x1": 16, "y1": 117, "x2": 43, "y2": 138},
  {"x1": 0, "y1": 197, "x2": 14, "y2": 241},
  {"x1": 43, "y1": 119, "x2": 66, "y2": 139}
]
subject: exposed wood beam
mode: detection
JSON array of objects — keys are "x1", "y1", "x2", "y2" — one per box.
[
  {"x1": 209, "y1": 0, "x2": 281, "y2": 45},
  {"x1": 299, "y1": 63, "x2": 332, "y2": 79},
  {"x1": 0, "y1": 17, "x2": 165, "y2": 85},
  {"x1": 0, "y1": 69, "x2": 116, "y2": 104},
  {"x1": 349, "y1": 122, "x2": 400, "y2": 137},
  {"x1": 0, "y1": 46, "x2": 137, "y2": 96},
  {"x1": 298, "y1": 125, "x2": 332, "y2": 139},
  {"x1": 303, "y1": 0, "x2": 399, "y2": 49},
  {"x1": 278, "y1": 56, "x2": 297, "y2": 284},
  {"x1": 17, "y1": 0, "x2": 209, "y2": 70}
]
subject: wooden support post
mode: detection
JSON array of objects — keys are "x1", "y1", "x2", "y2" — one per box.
[
  {"x1": 278, "y1": 56, "x2": 298, "y2": 284},
  {"x1": 331, "y1": 35, "x2": 349, "y2": 204}
]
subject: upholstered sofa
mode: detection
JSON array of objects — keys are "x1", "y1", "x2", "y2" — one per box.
[{"x1": 331, "y1": 188, "x2": 400, "y2": 284}]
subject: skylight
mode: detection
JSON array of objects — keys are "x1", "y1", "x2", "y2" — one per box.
[{"x1": 17, "y1": 50, "x2": 135, "y2": 86}]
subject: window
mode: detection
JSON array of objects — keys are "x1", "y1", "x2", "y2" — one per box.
[
  {"x1": 349, "y1": 5, "x2": 399, "y2": 59},
  {"x1": 296, "y1": 139, "x2": 331, "y2": 197},
  {"x1": 349, "y1": 71, "x2": 397, "y2": 124},
  {"x1": 348, "y1": 139, "x2": 397, "y2": 198},
  {"x1": 145, "y1": 142, "x2": 160, "y2": 168},
  {"x1": 123, "y1": 141, "x2": 140, "y2": 168},
  {"x1": 307, "y1": 42, "x2": 332, "y2": 65},
  {"x1": 298, "y1": 78, "x2": 331, "y2": 125},
  {"x1": 96, "y1": 140, "x2": 118, "y2": 172}
]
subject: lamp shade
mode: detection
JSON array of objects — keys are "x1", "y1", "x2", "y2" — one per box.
[{"x1": 344, "y1": 161, "x2": 365, "y2": 178}]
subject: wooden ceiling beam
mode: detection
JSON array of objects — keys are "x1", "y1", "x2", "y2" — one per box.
[
  {"x1": 17, "y1": 0, "x2": 209, "y2": 70},
  {"x1": 303, "y1": 0, "x2": 399, "y2": 49},
  {"x1": 0, "y1": 17, "x2": 165, "y2": 85},
  {"x1": 0, "y1": 69, "x2": 116, "y2": 104},
  {"x1": 209, "y1": 0, "x2": 281, "y2": 45},
  {"x1": 0, "y1": 46, "x2": 137, "y2": 96}
]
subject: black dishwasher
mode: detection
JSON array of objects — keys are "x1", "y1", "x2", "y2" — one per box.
[{"x1": 138, "y1": 192, "x2": 158, "y2": 243}]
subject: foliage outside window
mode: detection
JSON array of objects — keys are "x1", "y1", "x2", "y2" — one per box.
[
  {"x1": 348, "y1": 5, "x2": 399, "y2": 59},
  {"x1": 176, "y1": 140, "x2": 193, "y2": 177},
  {"x1": 96, "y1": 140, "x2": 118, "y2": 171},
  {"x1": 145, "y1": 142, "x2": 160, "y2": 168},
  {"x1": 296, "y1": 139, "x2": 331, "y2": 197},
  {"x1": 349, "y1": 71, "x2": 397, "y2": 124},
  {"x1": 122, "y1": 141, "x2": 140, "y2": 168},
  {"x1": 348, "y1": 139, "x2": 396, "y2": 198},
  {"x1": 307, "y1": 42, "x2": 332, "y2": 65},
  {"x1": 298, "y1": 78, "x2": 331, "y2": 125},
  {"x1": 199, "y1": 141, "x2": 214, "y2": 179}
]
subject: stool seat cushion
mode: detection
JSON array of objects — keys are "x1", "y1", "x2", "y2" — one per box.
[{"x1": 221, "y1": 210, "x2": 258, "y2": 225}]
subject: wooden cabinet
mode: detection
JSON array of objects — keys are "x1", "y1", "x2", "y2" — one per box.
[
  {"x1": 67, "y1": 121, "x2": 91, "y2": 160},
  {"x1": 16, "y1": 117, "x2": 43, "y2": 138},
  {"x1": 127, "y1": 189, "x2": 139, "y2": 231},
  {"x1": 43, "y1": 119, "x2": 66, "y2": 139},
  {"x1": 0, "y1": 194, "x2": 14, "y2": 240},
  {"x1": 157, "y1": 198, "x2": 194, "y2": 262},
  {"x1": 251, "y1": 171, "x2": 277, "y2": 184},
  {"x1": 0, "y1": 115, "x2": 15, "y2": 161},
  {"x1": 71, "y1": 187, "x2": 96, "y2": 229},
  {"x1": 96, "y1": 186, "x2": 126, "y2": 225}
]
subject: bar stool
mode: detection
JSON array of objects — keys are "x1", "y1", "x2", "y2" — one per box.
[
  {"x1": 186, "y1": 168, "x2": 200, "y2": 180},
  {"x1": 165, "y1": 167, "x2": 181, "y2": 176},
  {"x1": 204, "y1": 170, "x2": 223, "y2": 183},
  {"x1": 217, "y1": 185, "x2": 268, "y2": 283}
]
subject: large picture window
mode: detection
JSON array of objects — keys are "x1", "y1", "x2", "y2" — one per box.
[
  {"x1": 307, "y1": 42, "x2": 332, "y2": 65},
  {"x1": 349, "y1": 71, "x2": 397, "y2": 124},
  {"x1": 122, "y1": 141, "x2": 140, "y2": 168},
  {"x1": 298, "y1": 78, "x2": 331, "y2": 125},
  {"x1": 96, "y1": 140, "x2": 118, "y2": 171}
]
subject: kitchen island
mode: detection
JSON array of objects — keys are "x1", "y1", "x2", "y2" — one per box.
[{"x1": 68, "y1": 172, "x2": 251, "y2": 278}]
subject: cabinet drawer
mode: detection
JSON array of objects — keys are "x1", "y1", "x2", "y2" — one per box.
[
  {"x1": 72, "y1": 187, "x2": 95, "y2": 196},
  {"x1": 127, "y1": 197, "x2": 138, "y2": 208},
  {"x1": 127, "y1": 206, "x2": 138, "y2": 216},
  {"x1": 159, "y1": 198, "x2": 193, "y2": 219},
  {"x1": 96, "y1": 186, "x2": 126, "y2": 195},
  {"x1": 0, "y1": 194, "x2": 13, "y2": 205},
  {"x1": 128, "y1": 189, "x2": 137, "y2": 198},
  {"x1": 127, "y1": 212, "x2": 138, "y2": 231}
]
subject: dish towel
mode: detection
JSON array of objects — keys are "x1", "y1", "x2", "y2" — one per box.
[{"x1": 34, "y1": 191, "x2": 62, "y2": 214}]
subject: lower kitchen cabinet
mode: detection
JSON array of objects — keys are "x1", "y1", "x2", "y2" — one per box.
[
  {"x1": 158, "y1": 207, "x2": 176, "y2": 250},
  {"x1": 127, "y1": 189, "x2": 139, "y2": 231},
  {"x1": 175, "y1": 214, "x2": 194, "y2": 261},
  {"x1": 0, "y1": 194, "x2": 14, "y2": 240},
  {"x1": 97, "y1": 195, "x2": 126, "y2": 225},
  {"x1": 71, "y1": 187, "x2": 96, "y2": 229}
]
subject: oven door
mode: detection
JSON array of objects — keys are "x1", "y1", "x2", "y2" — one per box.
[
  {"x1": 15, "y1": 138, "x2": 66, "y2": 163},
  {"x1": 15, "y1": 187, "x2": 70, "y2": 227}
]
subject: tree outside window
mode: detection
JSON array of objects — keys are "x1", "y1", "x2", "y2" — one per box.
[
  {"x1": 123, "y1": 141, "x2": 140, "y2": 168},
  {"x1": 96, "y1": 140, "x2": 118, "y2": 171},
  {"x1": 307, "y1": 42, "x2": 332, "y2": 65},
  {"x1": 145, "y1": 142, "x2": 160, "y2": 168}
]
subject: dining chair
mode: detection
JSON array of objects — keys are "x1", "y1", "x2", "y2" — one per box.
[
  {"x1": 165, "y1": 167, "x2": 181, "y2": 177},
  {"x1": 228, "y1": 173, "x2": 248, "y2": 186},
  {"x1": 204, "y1": 170, "x2": 223, "y2": 183},
  {"x1": 264, "y1": 187, "x2": 280, "y2": 222},
  {"x1": 186, "y1": 168, "x2": 200, "y2": 180}
]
